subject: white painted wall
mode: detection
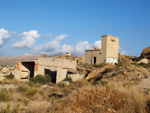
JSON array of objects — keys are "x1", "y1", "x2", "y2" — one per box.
[{"x1": 106, "y1": 58, "x2": 118, "y2": 64}]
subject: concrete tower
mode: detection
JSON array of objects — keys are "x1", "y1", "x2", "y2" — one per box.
[{"x1": 100, "y1": 35, "x2": 119, "y2": 64}]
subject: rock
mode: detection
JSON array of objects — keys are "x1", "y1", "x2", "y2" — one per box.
[
  {"x1": 138, "y1": 58, "x2": 149, "y2": 64},
  {"x1": 61, "y1": 81, "x2": 70, "y2": 86}
]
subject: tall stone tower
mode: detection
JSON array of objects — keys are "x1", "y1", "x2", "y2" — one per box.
[{"x1": 100, "y1": 35, "x2": 119, "y2": 64}]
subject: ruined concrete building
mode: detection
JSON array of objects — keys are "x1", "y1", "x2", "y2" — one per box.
[
  {"x1": 15, "y1": 35, "x2": 119, "y2": 83},
  {"x1": 84, "y1": 35, "x2": 119, "y2": 64},
  {"x1": 15, "y1": 56, "x2": 78, "y2": 83}
]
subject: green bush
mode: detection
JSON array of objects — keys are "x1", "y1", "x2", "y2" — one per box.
[
  {"x1": 17, "y1": 86, "x2": 27, "y2": 92},
  {"x1": 27, "y1": 89, "x2": 38, "y2": 96},
  {"x1": 30, "y1": 74, "x2": 51, "y2": 84},
  {"x1": 63, "y1": 77, "x2": 72, "y2": 83},
  {"x1": 112, "y1": 72, "x2": 119, "y2": 76},
  {"x1": 5, "y1": 72, "x2": 14, "y2": 79},
  {"x1": 0, "y1": 92, "x2": 10, "y2": 101}
]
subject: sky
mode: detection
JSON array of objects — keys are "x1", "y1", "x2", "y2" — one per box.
[{"x1": 0, "y1": 0, "x2": 150, "y2": 57}]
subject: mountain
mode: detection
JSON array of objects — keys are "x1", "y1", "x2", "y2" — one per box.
[{"x1": 0, "y1": 55, "x2": 39, "y2": 65}]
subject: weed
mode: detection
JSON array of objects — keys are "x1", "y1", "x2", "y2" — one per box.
[
  {"x1": 27, "y1": 89, "x2": 38, "y2": 96},
  {"x1": 101, "y1": 81, "x2": 108, "y2": 86},
  {"x1": 51, "y1": 95, "x2": 59, "y2": 102},
  {"x1": 28, "y1": 82, "x2": 34, "y2": 87},
  {"x1": 0, "y1": 92, "x2": 10, "y2": 101},
  {"x1": 17, "y1": 86, "x2": 27, "y2": 92},
  {"x1": 24, "y1": 99, "x2": 30, "y2": 106},
  {"x1": 0, "y1": 104, "x2": 20, "y2": 113},
  {"x1": 0, "y1": 104, "x2": 11, "y2": 113},
  {"x1": 93, "y1": 63, "x2": 107, "y2": 68}
]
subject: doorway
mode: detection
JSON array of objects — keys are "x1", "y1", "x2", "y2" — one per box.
[
  {"x1": 45, "y1": 69, "x2": 57, "y2": 83},
  {"x1": 21, "y1": 62, "x2": 35, "y2": 79},
  {"x1": 94, "y1": 57, "x2": 96, "y2": 64}
]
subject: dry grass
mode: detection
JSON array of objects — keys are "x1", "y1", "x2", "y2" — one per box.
[
  {"x1": 0, "y1": 79, "x2": 149, "y2": 113},
  {"x1": 50, "y1": 83, "x2": 148, "y2": 113}
]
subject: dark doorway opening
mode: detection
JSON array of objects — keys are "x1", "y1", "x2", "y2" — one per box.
[
  {"x1": 94, "y1": 57, "x2": 96, "y2": 64},
  {"x1": 21, "y1": 62, "x2": 35, "y2": 79},
  {"x1": 45, "y1": 69, "x2": 57, "y2": 83}
]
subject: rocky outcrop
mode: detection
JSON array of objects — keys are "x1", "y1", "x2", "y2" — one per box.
[{"x1": 140, "y1": 47, "x2": 150, "y2": 60}]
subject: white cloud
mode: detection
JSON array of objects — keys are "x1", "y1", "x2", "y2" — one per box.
[
  {"x1": 10, "y1": 31, "x2": 17, "y2": 35},
  {"x1": 120, "y1": 51, "x2": 129, "y2": 55},
  {"x1": 44, "y1": 34, "x2": 52, "y2": 38},
  {"x1": 34, "y1": 34, "x2": 68, "y2": 55},
  {"x1": 94, "y1": 40, "x2": 101, "y2": 49},
  {"x1": 34, "y1": 34, "x2": 101, "y2": 56},
  {"x1": 12, "y1": 30, "x2": 40, "y2": 49},
  {"x1": 0, "y1": 28, "x2": 10, "y2": 47}
]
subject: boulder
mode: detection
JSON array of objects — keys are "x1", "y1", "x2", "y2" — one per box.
[
  {"x1": 61, "y1": 81, "x2": 70, "y2": 86},
  {"x1": 140, "y1": 47, "x2": 150, "y2": 60},
  {"x1": 138, "y1": 58, "x2": 149, "y2": 64}
]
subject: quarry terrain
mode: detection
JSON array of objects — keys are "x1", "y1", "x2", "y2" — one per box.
[{"x1": 1, "y1": 47, "x2": 150, "y2": 112}]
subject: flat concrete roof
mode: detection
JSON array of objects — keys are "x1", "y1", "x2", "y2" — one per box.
[
  {"x1": 85, "y1": 49, "x2": 101, "y2": 52},
  {"x1": 101, "y1": 35, "x2": 119, "y2": 39},
  {"x1": 16, "y1": 60, "x2": 37, "y2": 63}
]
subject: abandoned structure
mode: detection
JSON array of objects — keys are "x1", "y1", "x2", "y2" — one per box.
[
  {"x1": 84, "y1": 35, "x2": 119, "y2": 64},
  {"x1": 15, "y1": 56, "x2": 78, "y2": 83}
]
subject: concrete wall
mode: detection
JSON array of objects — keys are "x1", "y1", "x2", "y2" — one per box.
[
  {"x1": 68, "y1": 73, "x2": 84, "y2": 81},
  {"x1": 56, "y1": 68, "x2": 67, "y2": 83},
  {"x1": 38, "y1": 57, "x2": 76, "y2": 69}
]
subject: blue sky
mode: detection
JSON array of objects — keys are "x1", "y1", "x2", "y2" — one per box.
[{"x1": 0, "y1": 0, "x2": 150, "y2": 57}]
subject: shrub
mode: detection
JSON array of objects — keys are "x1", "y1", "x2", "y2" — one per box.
[
  {"x1": 101, "y1": 81, "x2": 108, "y2": 86},
  {"x1": 63, "y1": 77, "x2": 73, "y2": 83},
  {"x1": 17, "y1": 86, "x2": 27, "y2": 92},
  {"x1": 112, "y1": 72, "x2": 119, "y2": 76},
  {"x1": 5, "y1": 72, "x2": 14, "y2": 79},
  {"x1": 27, "y1": 89, "x2": 38, "y2": 96},
  {"x1": 30, "y1": 74, "x2": 51, "y2": 84},
  {"x1": 0, "y1": 92, "x2": 10, "y2": 101}
]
